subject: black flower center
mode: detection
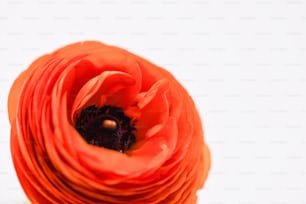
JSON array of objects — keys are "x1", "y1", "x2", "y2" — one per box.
[{"x1": 74, "y1": 105, "x2": 136, "y2": 153}]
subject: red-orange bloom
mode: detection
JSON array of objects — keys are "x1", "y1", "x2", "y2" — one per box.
[{"x1": 8, "y1": 41, "x2": 210, "y2": 204}]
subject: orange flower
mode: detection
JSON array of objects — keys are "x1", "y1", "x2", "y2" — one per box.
[{"x1": 8, "y1": 41, "x2": 210, "y2": 204}]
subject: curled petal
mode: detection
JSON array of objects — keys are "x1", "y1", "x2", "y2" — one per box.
[
  {"x1": 71, "y1": 71, "x2": 136, "y2": 119},
  {"x1": 135, "y1": 79, "x2": 169, "y2": 140}
]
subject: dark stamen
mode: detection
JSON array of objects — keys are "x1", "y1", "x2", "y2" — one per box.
[{"x1": 74, "y1": 105, "x2": 136, "y2": 152}]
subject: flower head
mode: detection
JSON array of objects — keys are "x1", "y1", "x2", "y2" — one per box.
[{"x1": 8, "y1": 41, "x2": 210, "y2": 203}]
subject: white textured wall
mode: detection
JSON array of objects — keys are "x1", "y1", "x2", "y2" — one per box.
[{"x1": 0, "y1": 0, "x2": 306, "y2": 203}]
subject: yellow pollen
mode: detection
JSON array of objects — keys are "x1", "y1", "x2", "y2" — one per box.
[{"x1": 102, "y1": 119, "x2": 117, "y2": 130}]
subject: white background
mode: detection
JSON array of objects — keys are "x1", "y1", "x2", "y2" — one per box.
[{"x1": 0, "y1": 0, "x2": 306, "y2": 203}]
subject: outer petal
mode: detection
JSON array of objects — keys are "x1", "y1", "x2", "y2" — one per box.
[{"x1": 8, "y1": 54, "x2": 50, "y2": 123}]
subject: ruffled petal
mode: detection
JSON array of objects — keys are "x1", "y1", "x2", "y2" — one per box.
[
  {"x1": 8, "y1": 54, "x2": 50, "y2": 123},
  {"x1": 135, "y1": 79, "x2": 169, "y2": 140},
  {"x1": 71, "y1": 71, "x2": 135, "y2": 118}
]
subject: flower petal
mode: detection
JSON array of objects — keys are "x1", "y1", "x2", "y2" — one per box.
[
  {"x1": 8, "y1": 54, "x2": 50, "y2": 123},
  {"x1": 135, "y1": 79, "x2": 169, "y2": 140},
  {"x1": 71, "y1": 71, "x2": 135, "y2": 119}
]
